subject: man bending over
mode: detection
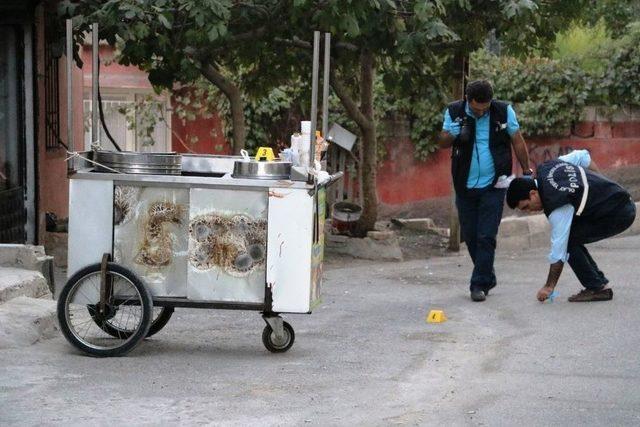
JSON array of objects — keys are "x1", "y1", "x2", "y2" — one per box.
[{"x1": 506, "y1": 150, "x2": 636, "y2": 302}]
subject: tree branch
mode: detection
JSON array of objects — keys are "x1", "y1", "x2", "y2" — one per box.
[
  {"x1": 200, "y1": 64, "x2": 237, "y2": 98},
  {"x1": 274, "y1": 36, "x2": 358, "y2": 52},
  {"x1": 226, "y1": 26, "x2": 268, "y2": 43},
  {"x1": 334, "y1": 41, "x2": 358, "y2": 51},
  {"x1": 359, "y1": 50, "x2": 375, "y2": 120},
  {"x1": 330, "y1": 73, "x2": 371, "y2": 131},
  {"x1": 274, "y1": 36, "x2": 311, "y2": 49}
]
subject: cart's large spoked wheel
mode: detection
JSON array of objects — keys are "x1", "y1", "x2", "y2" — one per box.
[
  {"x1": 88, "y1": 305, "x2": 174, "y2": 339},
  {"x1": 57, "y1": 263, "x2": 152, "y2": 357},
  {"x1": 262, "y1": 320, "x2": 295, "y2": 353}
]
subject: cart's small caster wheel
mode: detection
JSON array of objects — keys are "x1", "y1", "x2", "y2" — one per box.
[{"x1": 262, "y1": 321, "x2": 295, "y2": 353}]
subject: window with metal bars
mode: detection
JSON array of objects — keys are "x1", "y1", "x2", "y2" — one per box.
[
  {"x1": 83, "y1": 93, "x2": 171, "y2": 152},
  {"x1": 44, "y1": 11, "x2": 63, "y2": 151}
]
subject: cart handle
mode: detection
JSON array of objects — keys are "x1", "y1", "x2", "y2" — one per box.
[{"x1": 308, "y1": 171, "x2": 343, "y2": 196}]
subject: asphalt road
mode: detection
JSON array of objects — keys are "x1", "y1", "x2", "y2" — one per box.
[{"x1": 2, "y1": 235, "x2": 640, "y2": 426}]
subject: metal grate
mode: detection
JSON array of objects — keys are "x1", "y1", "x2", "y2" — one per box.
[
  {"x1": 83, "y1": 96, "x2": 170, "y2": 152},
  {"x1": 44, "y1": 12, "x2": 61, "y2": 150}
]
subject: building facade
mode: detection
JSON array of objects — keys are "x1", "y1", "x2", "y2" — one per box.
[{"x1": 0, "y1": 1, "x2": 227, "y2": 249}]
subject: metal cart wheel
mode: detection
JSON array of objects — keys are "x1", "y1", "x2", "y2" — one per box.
[
  {"x1": 88, "y1": 306, "x2": 174, "y2": 339},
  {"x1": 57, "y1": 263, "x2": 153, "y2": 357},
  {"x1": 262, "y1": 320, "x2": 295, "y2": 353}
]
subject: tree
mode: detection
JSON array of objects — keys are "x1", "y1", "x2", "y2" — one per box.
[
  {"x1": 60, "y1": 0, "x2": 288, "y2": 153},
  {"x1": 274, "y1": 0, "x2": 556, "y2": 234},
  {"x1": 269, "y1": 1, "x2": 458, "y2": 234},
  {"x1": 584, "y1": 0, "x2": 640, "y2": 38}
]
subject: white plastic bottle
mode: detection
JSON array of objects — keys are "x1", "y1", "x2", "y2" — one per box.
[
  {"x1": 289, "y1": 133, "x2": 303, "y2": 166},
  {"x1": 300, "y1": 121, "x2": 312, "y2": 167}
]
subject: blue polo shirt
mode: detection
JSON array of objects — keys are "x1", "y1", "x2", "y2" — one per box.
[{"x1": 442, "y1": 104, "x2": 520, "y2": 188}]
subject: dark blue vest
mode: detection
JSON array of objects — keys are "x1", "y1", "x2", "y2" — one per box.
[
  {"x1": 537, "y1": 160, "x2": 630, "y2": 218},
  {"x1": 447, "y1": 100, "x2": 512, "y2": 194}
]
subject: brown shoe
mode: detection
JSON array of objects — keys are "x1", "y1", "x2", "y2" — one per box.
[{"x1": 568, "y1": 288, "x2": 613, "y2": 302}]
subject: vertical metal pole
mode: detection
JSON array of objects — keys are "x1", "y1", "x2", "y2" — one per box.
[
  {"x1": 91, "y1": 23, "x2": 99, "y2": 148},
  {"x1": 66, "y1": 19, "x2": 74, "y2": 171},
  {"x1": 23, "y1": 24, "x2": 36, "y2": 241},
  {"x1": 309, "y1": 31, "x2": 320, "y2": 168},
  {"x1": 321, "y1": 33, "x2": 331, "y2": 142}
]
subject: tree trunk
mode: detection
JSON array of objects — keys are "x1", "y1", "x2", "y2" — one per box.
[
  {"x1": 448, "y1": 53, "x2": 468, "y2": 251},
  {"x1": 201, "y1": 64, "x2": 246, "y2": 153},
  {"x1": 356, "y1": 124, "x2": 378, "y2": 235},
  {"x1": 329, "y1": 51, "x2": 378, "y2": 235},
  {"x1": 354, "y1": 50, "x2": 377, "y2": 235},
  {"x1": 227, "y1": 87, "x2": 246, "y2": 153}
]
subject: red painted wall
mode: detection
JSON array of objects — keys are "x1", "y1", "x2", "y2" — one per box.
[
  {"x1": 80, "y1": 45, "x2": 230, "y2": 155},
  {"x1": 82, "y1": 45, "x2": 152, "y2": 90},
  {"x1": 377, "y1": 139, "x2": 452, "y2": 204},
  {"x1": 377, "y1": 121, "x2": 640, "y2": 207},
  {"x1": 169, "y1": 92, "x2": 231, "y2": 155},
  {"x1": 37, "y1": 6, "x2": 85, "y2": 242}
]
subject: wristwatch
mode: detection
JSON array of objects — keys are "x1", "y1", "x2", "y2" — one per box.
[{"x1": 523, "y1": 168, "x2": 534, "y2": 176}]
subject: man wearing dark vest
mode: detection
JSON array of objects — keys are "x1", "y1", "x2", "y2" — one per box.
[
  {"x1": 506, "y1": 150, "x2": 636, "y2": 302},
  {"x1": 439, "y1": 80, "x2": 531, "y2": 302}
]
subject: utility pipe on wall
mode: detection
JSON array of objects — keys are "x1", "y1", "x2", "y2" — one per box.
[
  {"x1": 66, "y1": 18, "x2": 74, "y2": 172},
  {"x1": 91, "y1": 23, "x2": 99, "y2": 148}
]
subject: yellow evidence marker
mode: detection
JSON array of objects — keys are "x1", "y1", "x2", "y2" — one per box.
[
  {"x1": 255, "y1": 147, "x2": 276, "y2": 161},
  {"x1": 426, "y1": 309, "x2": 447, "y2": 323}
]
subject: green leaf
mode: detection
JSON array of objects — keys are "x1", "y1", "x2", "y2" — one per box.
[
  {"x1": 343, "y1": 15, "x2": 361, "y2": 37},
  {"x1": 208, "y1": 26, "x2": 219, "y2": 42},
  {"x1": 158, "y1": 14, "x2": 172, "y2": 30}
]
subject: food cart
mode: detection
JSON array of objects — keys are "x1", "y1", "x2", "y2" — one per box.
[{"x1": 57, "y1": 26, "x2": 338, "y2": 357}]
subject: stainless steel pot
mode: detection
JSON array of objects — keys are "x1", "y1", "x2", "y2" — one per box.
[
  {"x1": 232, "y1": 160, "x2": 292, "y2": 180},
  {"x1": 93, "y1": 151, "x2": 182, "y2": 175}
]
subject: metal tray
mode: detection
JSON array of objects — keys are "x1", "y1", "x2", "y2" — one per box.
[
  {"x1": 93, "y1": 151, "x2": 182, "y2": 175},
  {"x1": 232, "y1": 160, "x2": 292, "y2": 180}
]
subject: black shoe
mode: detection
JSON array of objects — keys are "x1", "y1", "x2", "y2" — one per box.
[
  {"x1": 470, "y1": 289, "x2": 486, "y2": 302},
  {"x1": 483, "y1": 283, "x2": 496, "y2": 296}
]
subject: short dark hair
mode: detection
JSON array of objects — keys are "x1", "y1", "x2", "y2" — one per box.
[
  {"x1": 465, "y1": 80, "x2": 493, "y2": 103},
  {"x1": 506, "y1": 178, "x2": 537, "y2": 209}
]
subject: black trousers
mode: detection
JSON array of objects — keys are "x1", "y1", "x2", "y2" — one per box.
[
  {"x1": 456, "y1": 187, "x2": 506, "y2": 292},
  {"x1": 567, "y1": 198, "x2": 636, "y2": 289}
]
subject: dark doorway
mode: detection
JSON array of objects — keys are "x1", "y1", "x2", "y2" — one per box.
[{"x1": 0, "y1": 25, "x2": 27, "y2": 243}]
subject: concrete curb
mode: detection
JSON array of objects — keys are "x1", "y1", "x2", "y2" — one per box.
[
  {"x1": 0, "y1": 244, "x2": 55, "y2": 293},
  {"x1": 0, "y1": 267, "x2": 50, "y2": 304},
  {"x1": 0, "y1": 296, "x2": 58, "y2": 349},
  {"x1": 498, "y1": 201, "x2": 640, "y2": 253},
  {"x1": 326, "y1": 233, "x2": 403, "y2": 261}
]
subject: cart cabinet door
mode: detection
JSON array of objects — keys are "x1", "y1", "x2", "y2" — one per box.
[
  {"x1": 112, "y1": 185, "x2": 190, "y2": 297},
  {"x1": 186, "y1": 188, "x2": 268, "y2": 303},
  {"x1": 68, "y1": 179, "x2": 114, "y2": 278},
  {"x1": 267, "y1": 188, "x2": 313, "y2": 313}
]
